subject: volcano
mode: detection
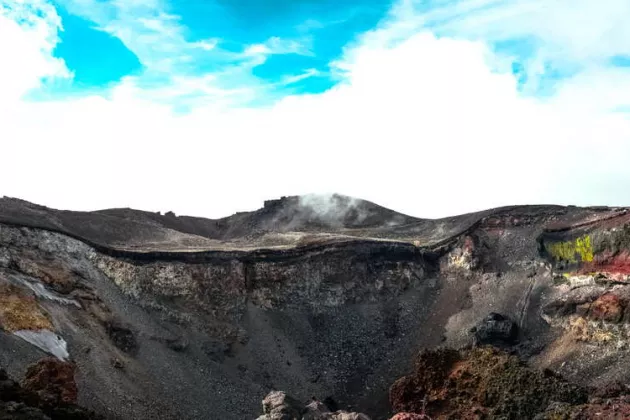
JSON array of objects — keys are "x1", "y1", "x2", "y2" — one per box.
[{"x1": 2, "y1": 195, "x2": 630, "y2": 419}]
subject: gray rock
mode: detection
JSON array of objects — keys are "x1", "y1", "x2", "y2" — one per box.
[{"x1": 472, "y1": 312, "x2": 518, "y2": 346}]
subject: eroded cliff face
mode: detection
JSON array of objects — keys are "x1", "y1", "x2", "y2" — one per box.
[
  {"x1": 1, "y1": 197, "x2": 630, "y2": 419},
  {"x1": 534, "y1": 210, "x2": 630, "y2": 386},
  {"x1": 0, "y1": 222, "x2": 442, "y2": 419}
]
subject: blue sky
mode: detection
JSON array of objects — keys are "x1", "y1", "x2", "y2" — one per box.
[
  {"x1": 52, "y1": 6, "x2": 142, "y2": 88},
  {"x1": 1, "y1": 0, "x2": 630, "y2": 218},
  {"x1": 46, "y1": 0, "x2": 395, "y2": 99},
  {"x1": 43, "y1": 0, "x2": 623, "y2": 103}
]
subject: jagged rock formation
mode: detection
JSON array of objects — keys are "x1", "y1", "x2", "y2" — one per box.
[
  {"x1": 1, "y1": 195, "x2": 630, "y2": 418},
  {"x1": 255, "y1": 391, "x2": 370, "y2": 420}
]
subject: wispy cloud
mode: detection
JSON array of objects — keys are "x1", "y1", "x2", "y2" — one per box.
[
  {"x1": 54, "y1": 0, "x2": 314, "y2": 106},
  {"x1": 374, "y1": 0, "x2": 630, "y2": 94},
  {"x1": 279, "y1": 69, "x2": 322, "y2": 86},
  {"x1": 1, "y1": 0, "x2": 630, "y2": 219},
  {"x1": 0, "y1": 0, "x2": 70, "y2": 101}
]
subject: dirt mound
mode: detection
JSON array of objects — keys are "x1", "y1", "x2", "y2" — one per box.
[{"x1": 389, "y1": 347, "x2": 588, "y2": 419}]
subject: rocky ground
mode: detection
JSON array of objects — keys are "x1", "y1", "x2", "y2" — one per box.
[
  {"x1": 1, "y1": 195, "x2": 630, "y2": 419},
  {"x1": 256, "y1": 345, "x2": 630, "y2": 419}
]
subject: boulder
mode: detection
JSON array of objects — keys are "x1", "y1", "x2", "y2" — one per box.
[
  {"x1": 256, "y1": 391, "x2": 302, "y2": 420},
  {"x1": 472, "y1": 312, "x2": 518, "y2": 345}
]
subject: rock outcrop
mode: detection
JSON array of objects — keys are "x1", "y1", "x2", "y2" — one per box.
[
  {"x1": 389, "y1": 347, "x2": 588, "y2": 419},
  {"x1": 0, "y1": 359, "x2": 100, "y2": 419},
  {"x1": 21, "y1": 358, "x2": 78, "y2": 407},
  {"x1": 255, "y1": 391, "x2": 370, "y2": 420}
]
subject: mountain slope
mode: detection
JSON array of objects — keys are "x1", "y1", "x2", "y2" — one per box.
[{"x1": 1, "y1": 195, "x2": 630, "y2": 419}]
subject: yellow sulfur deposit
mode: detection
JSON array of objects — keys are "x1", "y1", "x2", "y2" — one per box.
[
  {"x1": 0, "y1": 284, "x2": 53, "y2": 332},
  {"x1": 548, "y1": 235, "x2": 594, "y2": 263}
]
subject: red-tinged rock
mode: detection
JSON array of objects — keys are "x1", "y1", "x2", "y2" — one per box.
[
  {"x1": 390, "y1": 347, "x2": 587, "y2": 419},
  {"x1": 583, "y1": 250, "x2": 630, "y2": 276},
  {"x1": 589, "y1": 293, "x2": 624, "y2": 323},
  {"x1": 21, "y1": 358, "x2": 78, "y2": 406}
]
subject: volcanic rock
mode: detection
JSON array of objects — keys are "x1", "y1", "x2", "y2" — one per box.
[
  {"x1": 472, "y1": 312, "x2": 519, "y2": 346},
  {"x1": 389, "y1": 347, "x2": 587, "y2": 419},
  {"x1": 21, "y1": 358, "x2": 78, "y2": 406},
  {"x1": 0, "y1": 361, "x2": 100, "y2": 420},
  {"x1": 256, "y1": 392, "x2": 371, "y2": 420},
  {"x1": 3, "y1": 197, "x2": 630, "y2": 419}
]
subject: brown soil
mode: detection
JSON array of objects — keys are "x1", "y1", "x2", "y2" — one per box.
[{"x1": 0, "y1": 284, "x2": 52, "y2": 332}]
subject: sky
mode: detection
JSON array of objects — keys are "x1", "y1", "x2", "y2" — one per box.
[{"x1": 1, "y1": 0, "x2": 630, "y2": 219}]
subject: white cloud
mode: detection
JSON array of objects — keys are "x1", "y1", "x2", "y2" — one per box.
[
  {"x1": 50, "y1": 0, "x2": 315, "y2": 108},
  {"x1": 0, "y1": 0, "x2": 70, "y2": 102},
  {"x1": 244, "y1": 44, "x2": 271, "y2": 56},
  {"x1": 386, "y1": 0, "x2": 630, "y2": 90},
  {"x1": 280, "y1": 69, "x2": 321, "y2": 86},
  {"x1": 1, "y1": 0, "x2": 630, "y2": 219},
  {"x1": 192, "y1": 38, "x2": 219, "y2": 51}
]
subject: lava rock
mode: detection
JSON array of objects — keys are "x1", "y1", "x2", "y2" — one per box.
[
  {"x1": 1, "y1": 361, "x2": 103, "y2": 420},
  {"x1": 472, "y1": 312, "x2": 518, "y2": 346},
  {"x1": 21, "y1": 358, "x2": 78, "y2": 406},
  {"x1": 390, "y1": 347, "x2": 587, "y2": 419}
]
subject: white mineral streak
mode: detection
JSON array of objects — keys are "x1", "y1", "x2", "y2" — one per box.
[
  {"x1": 10, "y1": 274, "x2": 80, "y2": 307},
  {"x1": 13, "y1": 329, "x2": 70, "y2": 360}
]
